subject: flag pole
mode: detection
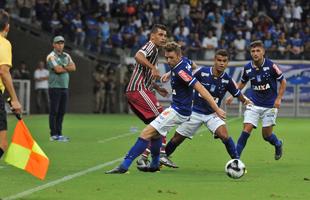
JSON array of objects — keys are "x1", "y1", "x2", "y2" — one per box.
[{"x1": 7, "y1": 97, "x2": 22, "y2": 120}]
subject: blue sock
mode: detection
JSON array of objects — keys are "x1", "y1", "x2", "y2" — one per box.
[
  {"x1": 236, "y1": 131, "x2": 250, "y2": 156},
  {"x1": 122, "y1": 137, "x2": 149, "y2": 169},
  {"x1": 222, "y1": 137, "x2": 239, "y2": 159},
  {"x1": 150, "y1": 137, "x2": 162, "y2": 168},
  {"x1": 165, "y1": 141, "x2": 179, "y2": 157},
  {"x1": 264, "y1": 133, "x2": 281, "y2": 147}
]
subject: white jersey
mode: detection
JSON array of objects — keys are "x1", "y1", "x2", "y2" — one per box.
[{"x1": 34, "y1": 68, "x2": 49, "y2": 89}]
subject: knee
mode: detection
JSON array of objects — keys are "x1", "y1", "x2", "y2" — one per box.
[
  {"x1": 243, "y1": 123, "x2": 253, "y2": 133},
  {"x1": 219, "y1": 133, "x2": 229, "y2": 141}
]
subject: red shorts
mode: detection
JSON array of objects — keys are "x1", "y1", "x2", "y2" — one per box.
[{"x1": 126, "y1": 90, "x2": 163, "y2": 124}]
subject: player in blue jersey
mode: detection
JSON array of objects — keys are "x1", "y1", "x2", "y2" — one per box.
[
  {"x1": 105, "y1": 42, "x2": 226, "y2": 174},
  {"x1": 162, "y1": 49, "x2": 252, "y2": 163},
  {"x1": 226, "y1": 40, "x2": 286, "y2": 160}
]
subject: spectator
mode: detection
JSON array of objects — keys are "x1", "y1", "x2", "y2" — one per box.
[
  {"x1": 92, "y1": 64, "x2": 107, "y2": 113},
  {"x1": 34, "y1": 60, "x2": 49, "y2": 113},
  {"x1": 276, "y1": 32, "x2": 289, "y2": 59},
  {"x1": 105, "y1": 67, "x2": 117, "y2": 113},
  {"x1": 19, "y1": 61, "x2": 31, "y2": 79},
  {"x1": 263, "y1": 32, "x2": 277, "y2": 58},
  {"x1": 233, "y1": 31, "x2": 246, "y2": 60},
  {"x1": 187, "y1": 32, "x2": 202, "y2": 60},
  {"x1": 202, "y1": 30, "x2": 218, "y2": 60},
  {"x1": 288, "y1": 32, "x2": 304, "y2": 59},
  {"x1": 12, "y1": 61, "x2": 31, "y2": 79},
  {"x1": 71, "y1": 13, "x2": 85, "y2": 46},
  {"x1": 50, "y1": 12, "x2": 62, "y2": 35}
]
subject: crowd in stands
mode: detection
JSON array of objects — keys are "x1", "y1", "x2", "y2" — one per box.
[{"x1": 1, "y1": 0, "x2": 309, "y2": 60}]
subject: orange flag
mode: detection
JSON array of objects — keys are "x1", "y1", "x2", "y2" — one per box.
[{"x1": 4, "y1": 120, "x2": 49, "y2": 180}]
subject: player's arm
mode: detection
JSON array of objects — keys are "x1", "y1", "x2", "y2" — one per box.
[
  {"x1": 135, "y1": 51, "x2": 160, "y2": 79},
  {"x1": 0, "y1": 64, "x2": 22, "y2": 113},
  {"x1": 160, "y1": 71, "x2": 171, "y2": 83},
  {"x1": 191, "y1": 61, "x2": 198, "y2": 71},
  {"x1": 153, "y1": 82, "x2": 169, "y2": 97},
  {"x1": 274, "y1": 78, "x2": 286, "y2": 109},
  {"x1": 226, "y1": 82, "x2": 247, "y2": 105},
  {"x1": 193, "y1": 81, "x2": 226, "y2": 120},
  {"x1": 237, "y1": 93, "x2": 252, "y2": 105}
]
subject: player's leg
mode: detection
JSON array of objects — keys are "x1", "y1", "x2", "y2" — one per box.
[
  {"x1": 236, "y1": 123, "x2": 254, "y2": 157},
  {"x1": 126, "y1": 90, "x2": 163, "y2": 166},
  {"x1": 0, "y1": 96, "x2": 8, "y2": 159},
  {"x1": 261, "y1": 108, "x2": 282, "y2": 160},
  {"x1": 236, "y1": 105, "x2": 259, "y2": 156},
  {"x1": 215, "y1": 125, "x2": 239, "y2": 159},
  {"x1": 205, "y1": 113, "x2": 238, "y2": 159},
  {"x1": 105, "y1": 124, "x2": 159, "y2": 174},
  {"x1": 162, "y1": 112, "x2": 203, "y2": 168},
  {"x1": 138, "y1": 107, "x2": 190, "y2": 172},
  {"x1": 165, "y1": 132, "x2": 187, "y2": 157},
  {"x1": 0, "y1": 131, "x2": 7, "y2": 159}
]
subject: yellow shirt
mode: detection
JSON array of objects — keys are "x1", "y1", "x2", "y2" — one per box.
[{"x1": 0, "y1": 35, "x2": 12, "y2": 92}]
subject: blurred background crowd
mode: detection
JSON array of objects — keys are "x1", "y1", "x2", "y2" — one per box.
[{"x1": 1, "y1": 0, "x2": 309, "y2": 61}]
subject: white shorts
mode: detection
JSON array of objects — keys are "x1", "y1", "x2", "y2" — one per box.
[
  {"x1": 150, "y1": 107, "x2": 190, "y2": 136},
  {"x1": 176, "y1": 112, "x2": 225, "y2": 139},
  {"x1": 244, "y1": 104, "x2": 278, "y2": 128}
]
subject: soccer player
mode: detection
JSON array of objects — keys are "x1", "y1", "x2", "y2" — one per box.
[
  {"x1": 226, "y1": 40, "x2": 286, "y2": 160},
  {"x1": 105, "y1": 42, "x2": 226, "y2": 174},
  {"x1": 125, "y1": 24, "x2": 176, "y2": 168},
  {"x1": 0, "y1": 9, "x2": 22, "y2": 159},
  {"x1": 163, "y1": 49, "x2": 252, "y2": 163}
]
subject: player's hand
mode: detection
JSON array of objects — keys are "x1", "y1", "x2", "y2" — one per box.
[
  {"x1": 215, "y1": 108, "x2": 226, "y2": 120},
  {"x1": 160, "y1": 71, "x2": 171, "y2": 83},
  {"x1": 151, "y1": 68, "x2": 161, "y2": 80},
  {"x1": 243, "y1": 97, "x2": 253, "y2": 105},
  {"x1": 156, "y1": 87, "x2": 169, "y2": 97},
  {"x1": 10, "y1": 99, "x2": 22, "y2": 114},
  {"x1": 225, "y1": 95, "x2": 233, "y2": 105},
  {"x1": 274, "y1": 98, "x2": 281, "y2": 109}
]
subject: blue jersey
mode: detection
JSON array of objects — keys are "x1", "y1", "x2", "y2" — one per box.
[
  {"x1": 193, "y1": 67, "x2": 241, "y2": 115},
  {"x1": 241, "y1": 58, "x2": 284, "y2": 108},
  {"x1": 170, "y1": 57, "x2": 197, "y2": 116}
]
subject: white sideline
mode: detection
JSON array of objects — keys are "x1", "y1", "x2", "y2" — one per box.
[
  {"x1": 98, "y1": 132, "x2": 136, "y2": 143},
  {"x1": 3, "y1": 117, "x2": 240, "y2": 199},
  {"x1": 2, "y1": 157, "x2": 123, "y2": 200}
]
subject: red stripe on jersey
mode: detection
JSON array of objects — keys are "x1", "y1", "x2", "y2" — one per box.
[
  {"x1": 126, "y1": 41, "x2": 158, "y2": 92},
  {"x1": 178, "y1": 70, "x2": 193, "y2": 82},
  {"x1": 272, "y1": 64, "x2": 282, "y2": 75}
]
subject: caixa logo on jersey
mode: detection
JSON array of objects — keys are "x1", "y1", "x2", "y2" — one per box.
[{"x1": 252, "y1": 83, "x2": 271, "y2": 91}]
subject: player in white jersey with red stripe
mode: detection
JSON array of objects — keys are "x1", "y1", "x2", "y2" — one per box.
[{"x1": 125, "y1": 24, "x2": 177, "y2": 168}]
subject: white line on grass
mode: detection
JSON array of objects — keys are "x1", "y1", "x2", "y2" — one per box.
[
  {"x1": 3, "y1": 117, "x2": 240, "y2": 199},
  {"x1": 98, "y1": 132, "x2": 136, "y2": 143},
  {"x1": 2, "y1": 157, "x2": 123, "y2": 200}
]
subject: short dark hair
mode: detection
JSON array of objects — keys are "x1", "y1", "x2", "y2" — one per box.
[
  {"x1": 164, "y1": 41, "x2": 181, "y2": 55},
  {"x1": 215, "y1": 49, "x2": 229, "y2": 58},
  {"x1": 150, "y1": 24, "x2": 168, "y2": 34},
  {"x1": 250, "y1": 40, "x2": 264, "y2": 48},
  {"x1": 0, "y1": 9, "x2": 9, "y2": 31}
]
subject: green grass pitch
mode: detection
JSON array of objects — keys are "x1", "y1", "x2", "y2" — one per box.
[{"x1": 0, "y1": 114, "x2": 309, "y2": 200}]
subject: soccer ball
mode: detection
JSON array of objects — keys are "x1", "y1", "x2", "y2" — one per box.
[{"x1": 225, "y1": 159, "x2": 246, "y2": 179}]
